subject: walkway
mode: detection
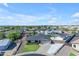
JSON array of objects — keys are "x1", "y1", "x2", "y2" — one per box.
[
  {"x1": 36, "y1": 43, "x2": 51, "y2": 55},
  {"x1": 16, "y1": 34, "x2": 27, "y2": 54}
]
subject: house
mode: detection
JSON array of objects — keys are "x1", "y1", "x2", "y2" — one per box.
[
  {"x1": 50, "y1": 32, "x2": 69, "y2": 43},
  {"x1": 27, "y1": 34, "x2": 50, "y2": 43},
  {"x1": 0, "y1": 39, "x2": 12, "y2": 51},
  {"x1": 44, "y1": 30, "x2": 53, "y2": 35},
  {"x1": 70, "y1": 33, "x2": 79, "y2": 51},
  {"x1": 50, "y1": 36, "x2": 65, "y2": 43},
  {"x1": 51, "y1": 30, "x2": 62, "y2": 34},
  {"x1": 70, "y1": 37, "x2": 79, "y2": 51},
  {"x1": 36, "y1": 30, "x2": 45, "y2": 34},
  {"x1": 36, "y1": 29, "x2": 52, "y2": 35}
]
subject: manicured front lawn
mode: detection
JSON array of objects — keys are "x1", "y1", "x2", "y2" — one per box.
[
  {"x1": 69, "y1": 52, "x2": 76, "y2": 56},
  {"x1": 22, "y1": 44, "x2": 40, "y2": 52}
]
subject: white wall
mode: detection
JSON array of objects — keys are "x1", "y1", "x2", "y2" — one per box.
[{"x1": 72, "y1": 44, "x2": 79, "y2": 51}]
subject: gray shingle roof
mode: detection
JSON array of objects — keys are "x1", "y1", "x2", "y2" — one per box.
[
  {"x1": 27, "y1": 34, "x2": 49, "y2": 41},
  {"x1": 70, "y1": 33, "x2": 79, "y2": 44}
]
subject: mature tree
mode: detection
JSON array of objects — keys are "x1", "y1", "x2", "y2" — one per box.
[
  {"x1": 0, "y1": 32, "x2": 4, "y2": 39},
  {"x1": 7, "y1": 32, "x2": 15, "y2": 41},
  {"x1": 6, "y1": 31, "x2": 21, "y2": 41},
  {"x1": 14, "y1": 26, "x2": 21, "y2": 30}
]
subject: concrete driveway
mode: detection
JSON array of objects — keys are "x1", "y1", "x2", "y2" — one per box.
[{"x1": 36, "y1": 43, "x2": 51, "y2": 55}]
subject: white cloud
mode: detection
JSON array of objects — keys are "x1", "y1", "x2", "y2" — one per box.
[
  {"x1": 0, "y1": 9, "x2": 3, "y2": 12},
  {"x1": 74, "y1": 19, "x2": 79, "y2": 22},
  {"x1": 0, "y1": 16, "x2": 5, "y2": 19},
  {"x1": 48, "y1": 17, "x2": 57, "y2": 24},
  {"x1": 3, "y1": 3, "x2": 8, "y2": 7},
  {"x1": 0, "y1": 8, "x2": 60, "y2": 25},
  {"x1": 14, "y1": 14, "x2": 37, "y2": 22},
  {"x1": 67, "y1": 18, "x2": 79, "y2": 25},
  {"x1": 72, "y1": 12, "x2": 79, "y2": 18},
  {"x1": 50, "y1": 8, "x2": 56, "y2": 14},
  {"x1": 7, "y1": 16, "x2": 14, "y2": 19},
  {"x1": 70, "y1": 12, "x2": 79, "y2": 25}
]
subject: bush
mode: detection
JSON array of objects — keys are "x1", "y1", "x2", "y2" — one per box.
[{"x1": 69, "y1": 52, "x2": 76, "y2": 56}]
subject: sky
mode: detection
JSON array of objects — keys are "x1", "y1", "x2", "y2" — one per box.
[{"x1": 0, "y1": 3, "x2": 79, "y2": 26}]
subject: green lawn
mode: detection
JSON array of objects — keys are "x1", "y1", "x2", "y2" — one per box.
[
  {"x1": 22, "y1": 44, "x2": 40, "y2": 52},
  {"x1": 69, "y1": 52, "x2": 76, "y2": 56}
]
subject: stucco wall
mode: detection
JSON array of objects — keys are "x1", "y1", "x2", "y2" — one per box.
[{"x1": 72, "y1": 44, "x2": 79, "y2": 51}]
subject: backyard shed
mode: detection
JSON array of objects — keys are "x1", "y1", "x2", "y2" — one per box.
[{"x1": 0, "y1": 39, "x2": 12, "y2": 51}]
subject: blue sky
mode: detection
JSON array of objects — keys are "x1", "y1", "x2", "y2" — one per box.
[{"x1": 0, "y1": 3, "x2": 79, "y2": 25}]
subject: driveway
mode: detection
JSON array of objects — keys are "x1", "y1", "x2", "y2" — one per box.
[{"x1": 36, "y1": 43, "x2": 51, "y2": 55}]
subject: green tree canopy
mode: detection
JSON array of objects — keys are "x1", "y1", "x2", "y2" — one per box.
[
  {"x1": 0, "y1": 32, "x2": 4, "y2": 39},
  {"x1": 6, "y1": 31, "x2": 21, "y2": 41}
]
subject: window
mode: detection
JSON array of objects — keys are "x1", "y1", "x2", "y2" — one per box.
[
  {"x1": 28, "y1": 40, "x2": 31, "y2": 43},
  {"x1": 73, "y1": 44, "x2": 76, "y2": 48},
  {"x1": 35, "y1": 40, "x2": 38, "y2": 43}
]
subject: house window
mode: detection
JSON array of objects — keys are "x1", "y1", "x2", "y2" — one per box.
[
  {"x1": 35, "y1": 40, "x2": 38, "y2": 43},
  {"x1": 73, "y1": 44, "x2": 76, "y2": 48},
  {"x1": 39, "y1": 40, "x2": 41, "y2": 43},
  {"x1": 28, "y1": 40, "x2": 31, "y2": 43}
]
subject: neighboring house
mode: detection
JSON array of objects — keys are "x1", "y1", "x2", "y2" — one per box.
[
  {"x1": 27, "y1": 34, "x2": 50, "y2": 43},
  {"x1": 70, "y1": 37, "x2": 79, "y2": 51},
  {"x1": 50, "y1": 33, "x2": 69, "y2": 43},
  {"x1": 51, "y1": 30, "x2": 62, "y2": 34},
  {"x1": 0, "y1": 39, "x2": 12, "y2": 51},
  {"x1": 70, "y1": 33, "x2": 79, "y2": 51},
  {"x1": 36, "y1": 30, "x2": 52, "y2": 35},
  {"x1": 44, "y1": 30, "x2": 52, "y2": 35},
  {"x1": 36, "y1": 30, "x2": 45, "y2": 34},
  {"x1": 50, "y1": 36, "x2": 65, "y2": 43}
]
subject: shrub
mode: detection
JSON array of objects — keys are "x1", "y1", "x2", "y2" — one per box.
[{"x1": 69, "y1": 52, "x2": 76, "y2": 56}]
